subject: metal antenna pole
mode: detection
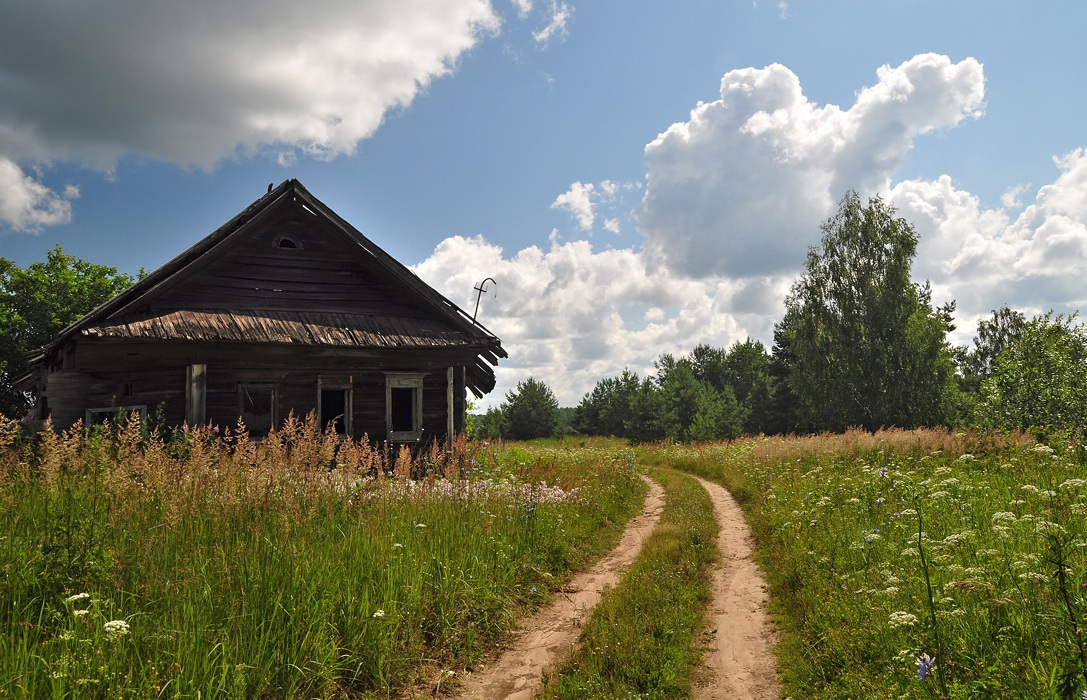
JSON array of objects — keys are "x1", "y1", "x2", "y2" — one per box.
[{"x1": 472, "y1": 277, "x2": 496, "y2": 322}]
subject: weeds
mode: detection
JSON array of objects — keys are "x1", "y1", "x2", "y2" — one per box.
[
  {"x1": 646, "y1": 430, "x2": 1087, "y2": 698},
  {"x1": 0, "y1": 415, "x2": 645, "y2": 698}
]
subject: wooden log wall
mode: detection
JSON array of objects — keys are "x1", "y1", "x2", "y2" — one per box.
[{"x1": 42, "y1": 338, "x2": 473, "y2": 442}]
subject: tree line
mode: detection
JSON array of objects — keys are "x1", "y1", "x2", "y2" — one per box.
[
  {"x1": 476, "y1": 192, "x2": 1087, "y2": 443},
  {"x1": 4, "y1": 195, "x2": 1087, "y2": 442}
]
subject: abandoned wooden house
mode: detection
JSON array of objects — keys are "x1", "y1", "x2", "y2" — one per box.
[{"x1": 18, "y1": 179, "x2": 506, "y2": 445}]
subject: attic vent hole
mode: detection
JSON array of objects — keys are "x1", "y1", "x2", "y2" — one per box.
[{"x1": 274, "y1": 236, "x2": 301, "y2": 250}]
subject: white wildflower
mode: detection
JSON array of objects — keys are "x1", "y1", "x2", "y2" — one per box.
[
  {"x1": 1036, "y1": 521, "x2": 1064, "y2": 535},
  {"x1": 103, "y1": 620, "x2": 130, "y2": 640},
  {"x1": 1018, "y1": 572, "x2": 1049, "y2": 583},
  {"x1": 64, "y1": 593, "x2": 91, "y2": 604},
  {"x1": 372, "y1": 609, "x2": 386, "y2": 618},
  {"x1": 889, "y1": 611, "x2": 919, "y2": 628}
]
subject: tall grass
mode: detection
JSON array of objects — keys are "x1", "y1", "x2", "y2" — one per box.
[
  {"x1": 0, "y1": 416, "x2": 645, "y2": 699},
  {"x1": 646, "y1": 428, "x2": 1087, "y2": 699},
  {"x1": 540, "y1": 468, "x2": 717, "y2": 699}
]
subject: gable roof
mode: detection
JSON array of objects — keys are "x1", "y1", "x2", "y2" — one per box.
[{"x1": 28, "y1": 179, "x2": 506, "y2": 396}]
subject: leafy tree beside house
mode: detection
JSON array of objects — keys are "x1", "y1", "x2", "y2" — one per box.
[{"x1": 0, "y1": 247, "x2": 134, "y2": 419}]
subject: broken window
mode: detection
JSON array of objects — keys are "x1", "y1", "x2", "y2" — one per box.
[{"x1": 238, "y1": 383, "x2": 276, "y2": 438}]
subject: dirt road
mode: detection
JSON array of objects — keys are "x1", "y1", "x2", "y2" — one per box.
[
  {"x1": 452, "y1": 472, "x2": 780, "y2": 700},
  {"x1": 692, "y1": 475, "x2": 780, "y2": 700},
  {"x1": 452, "y1": 476, "x2": 666, "y2": 700}
]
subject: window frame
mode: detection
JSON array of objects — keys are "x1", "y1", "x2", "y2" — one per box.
[{"x1": 384, "y1": 372, "x2": 425, "y2": 442}]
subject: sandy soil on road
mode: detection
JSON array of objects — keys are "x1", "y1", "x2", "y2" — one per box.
[
  {"x1": 692, "y1": 475, "x2": 781, "y2": 700},
  {"x1": 451, "y1": 475, "x2": 666, "y2": 700},
  {"x1": 449, "y1": 472, "x2": 781, "y2": 700}
]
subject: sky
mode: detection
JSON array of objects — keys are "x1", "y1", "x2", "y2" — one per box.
[{"x1": 2, "y1": 0, "x2": 1087, "y2": 408}]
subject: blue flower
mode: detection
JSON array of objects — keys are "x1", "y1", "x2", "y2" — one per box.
[{"x1": 915, "y1": 653, "x2": 935, "y2": 681}]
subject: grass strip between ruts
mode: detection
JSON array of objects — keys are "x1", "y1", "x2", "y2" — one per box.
[{"x1": 538, "y1": 467, "x2": 718, "y2": 699}]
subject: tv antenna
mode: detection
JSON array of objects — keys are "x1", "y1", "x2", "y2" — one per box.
[{"x1": 472, "y1": 277, "x2": 496, "y2": 322}]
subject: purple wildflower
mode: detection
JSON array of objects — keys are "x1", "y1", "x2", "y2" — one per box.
[{"x1": 915, "y1": 653, "x2": 935, "y2": 681}]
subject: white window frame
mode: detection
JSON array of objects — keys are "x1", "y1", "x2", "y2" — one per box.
[{"x1": 385, "y1": 372, "x2": 425, "y2": 442}]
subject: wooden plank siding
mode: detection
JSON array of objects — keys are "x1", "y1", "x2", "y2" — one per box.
[
  {"x1": 21, "y1": 180, "x2": 504, "y2": 435},
  {"x1": 40, "y1": 338, "x2": 468, "y2": 443},
  {"x1": 150, "y1": 208, "x2": 435, "y2": 318}
]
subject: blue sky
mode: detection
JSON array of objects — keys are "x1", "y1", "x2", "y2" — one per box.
[{"x1": 3, "y1": 1, "x2": 1086, "y2": 406}]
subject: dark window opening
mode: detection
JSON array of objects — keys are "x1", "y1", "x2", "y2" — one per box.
[
  {"x1": 273, "y1": 235, "x2": 302, "y2": 249},
  {"x1": 85, "y1": 405, "x2": 147, "y2": 427},
  {"x1": 390, "y1": 387, "x2": 415, "y2": 433},
  {"x1": 240, "y1": 385, "x2": 275, "y2": 437},
  {"x1": 321, "y1": 388, "x2": 348, "y2": 435}
]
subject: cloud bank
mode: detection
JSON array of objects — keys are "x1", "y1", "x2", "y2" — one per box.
[
  {"x1": 416, "y1": 54, "x2": 1087, "y2": 406},
  {"x1": 0, "y1": 0, "x2": 501, "y2": 231}
]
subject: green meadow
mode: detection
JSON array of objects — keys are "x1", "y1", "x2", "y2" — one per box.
[
  {"x1": 648, "y1": 429, "x2": 1087, "y2": 699},
  {"x1": 6, "y1": 416, "x2": 1087, "y2": 699},
  {"x1": 0, "y1": 417, "x2": 645, "y2": 699}
]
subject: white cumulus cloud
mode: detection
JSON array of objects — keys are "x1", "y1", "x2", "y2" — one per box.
[
  {"x1": 0, "y1": 158, "x2": 78, "y2": 232},
  {"x1": 551, "y1": 179, "x2": 636, "y2": 235},
  {"x1": 893, "y1": 148, "x2": 1087, "y2": 332},
  {"x1": 638, "y1": 53, "x2": 985, "y2": 278},
  {"x1": 551, "y1": 181, "x2": 597, "y2": 231},
  {"x1": 0, "y1": 0, "x2": 501, "y2": 231},
  {"x1": 413, "y1": 235, "x2": 776, "y2": 406}
]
